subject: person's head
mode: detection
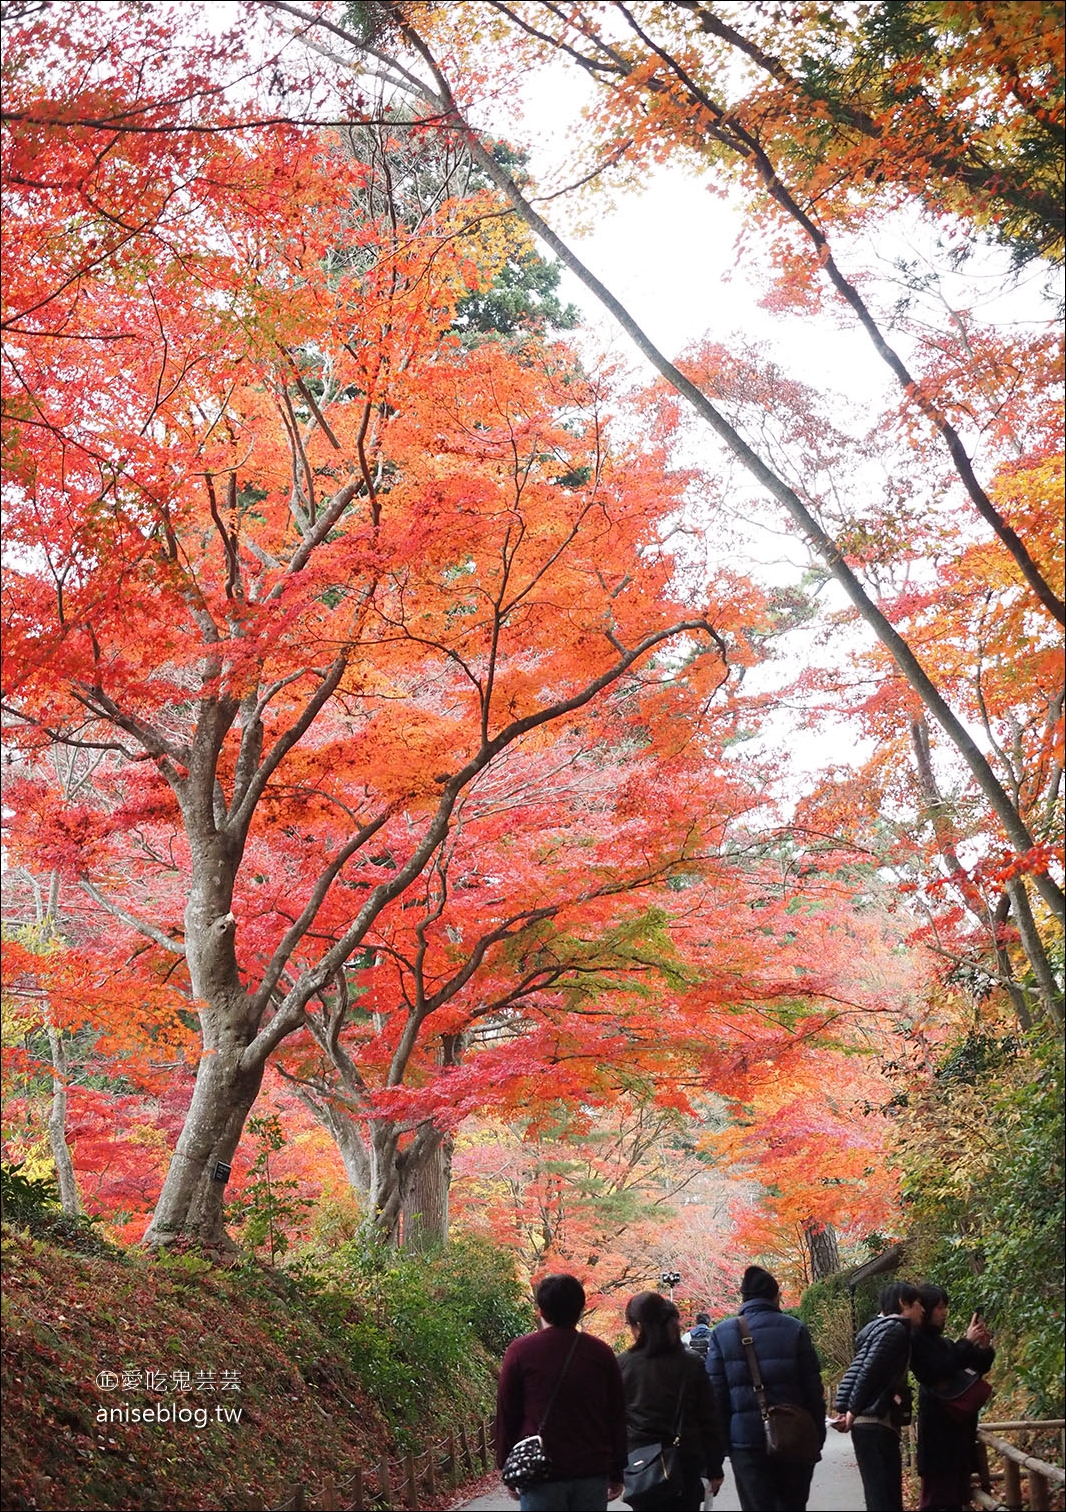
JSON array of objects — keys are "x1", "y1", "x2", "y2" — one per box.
[
  {"x1": 625, "y1": 1291, "x2": 683, "y2": 1355},
  {"x1": 694, "y1": 1311, "x2": 711, "y2": 1327},
  {"x1": 535, "y1": 1273, "x2": 586, "y2": 1328},
  {"x1": 880, "y1": 1280, "x2": 923, "y2": 1324},
  {"x1": 917, "y1": 1283, "x2": 949, "y2": 1332},
  {"x1": 740, "y1": 1265, "x2": 780, "y2": 1305}
]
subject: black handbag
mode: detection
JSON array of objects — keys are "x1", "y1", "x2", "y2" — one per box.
[
  {"x1": 623, "y1": 1440, "x2": 684, "y2": 1509},
  {"x1": 622, "y1": 1362, "x2": 688, "y2": 1509},
  {"x1": 500, "y1": 1334, "x2": 580, "y2": 1491},
  {"x1": 737, "y1": 1319, "x2": 821, "y2": 1465}
]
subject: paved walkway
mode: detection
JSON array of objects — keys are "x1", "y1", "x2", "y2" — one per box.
[{"x1": 456, "y1": 1426, "x2": 864, "y2": 1510}]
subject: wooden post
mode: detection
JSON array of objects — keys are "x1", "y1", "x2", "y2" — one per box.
[
  {"x1": 351, "y1": 1466, "x2": 365, "y2": 1512},
  {"x1": 379, "y1": 1457, "x2": 393, "y2": 1507},
  {"x1": 1029, "y1": 1469, "x2": 1051, "y2": 1512},
  {"x1": 405, "y1": 1451, "x2": 419, "y2": 1509},
  {"x1": 446, "y1": 1430, "x2": 458, "y2": 1489},
  {"x1": 322, "y1": 1473, "x2": 338, "y2": 1511},
  {"x1": 425, "y1": 1447, "x2": 437, "y2": 1501},
  {"x1": 1002, "y1": 1455, "x2": 1022, "y2": 1510},
  {"x1": 479, "y1": 1417, "x2": 491, "y2": 1470},
  {"x1": 460, "y1": 1422, "x2": 474, "y2": 1475}
]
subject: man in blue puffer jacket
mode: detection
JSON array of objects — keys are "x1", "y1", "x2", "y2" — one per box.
[{"x1": 706, "y1": 1265, "x2": 827, "y2": 1511}]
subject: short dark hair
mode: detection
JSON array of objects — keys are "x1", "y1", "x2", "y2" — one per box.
[
  {"x1": 535, "y1": 1273, "x2": 586, "y2": 1327},
  {"x1": 880, "y1": 1281, "x2": 920, "y2": 1314},
  {"x1": 740, "y1": 1265, "x2": 780, "y2": 1302},
  {"x1": 695, "y1": 1312, "x2": 711, "y2": 1326},
  {"x1": 625, "y1": 1291, "x2": 682, "y2": 1356}
]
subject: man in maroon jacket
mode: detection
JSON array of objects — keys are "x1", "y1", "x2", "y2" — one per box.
[{"x1": 496, "y1": 1273, "x2": 627, "y2": 1510}]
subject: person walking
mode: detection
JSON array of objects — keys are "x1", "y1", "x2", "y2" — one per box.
[
  {"x1": 910, "y1": 1284, "x2": 995, "y2": 1512},
  {"x1": 831, "y1": 1280, "x2": 924, "y2": 1511},
  {"x1": 705, "y1": 1265, "x2": 826, "y2": 1512},
  {"x1": 495, "y1": 1273, "x2": 627, "y2": 1511},
  {"x1": 617, "y1": 1292, "x2": 725, "y2": 1510},
  {"x1": 682, "y1": 1312, "x2": 714, "y2": 1362}
]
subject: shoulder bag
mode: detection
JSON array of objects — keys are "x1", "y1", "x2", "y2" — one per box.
[
  {"x1": 932, "y1": 1367, "x2": 992, "y2": 1423},
  {"x1": 500, "y1": 1333, "x2": 580, "y2": 1492},
  {"x1": 622, "y1": 1356, "x2": 689, "y2": 1510},
  {"x1": 737, "y1": 1318, "x2": 821, "y2": 1465}
]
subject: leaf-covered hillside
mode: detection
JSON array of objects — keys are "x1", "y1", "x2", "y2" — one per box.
[{"x1": 0, "y1": 1227, "x2": 522, "y2": 1511}]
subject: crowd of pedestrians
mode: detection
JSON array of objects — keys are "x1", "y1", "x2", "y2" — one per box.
[{"x1": 494, "y1": 1267, "x2": 995, "y2": 1512}]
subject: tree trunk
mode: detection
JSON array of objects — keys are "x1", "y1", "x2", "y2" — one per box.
[
  {"x1": 1006, "y1": 877, "x2": 1064, "y2": 1032},
  {"x1": 804, "y1": 1220, "x2": 840, "y2": 1280},
  {"x1": 990, "y1": 892, "x2": 1032, "y2": 1032},
  {"x1": 363, "y1": 1118, "x2": 451, "y2": 1246},
  {"x1": 366, "y1": 1120, "x2": 406, "y2": 1244},
  {"x1": 401, "y1": 1128, "x2": 453, "y2": 1251},
  {"x1": 46, "y1": 1020, "x2": 80, "y2": 1216},
  {"x1": 37, "y1": 872, "x2": 80, "y2": 1215},
  {"x1": 143, "y1": 835, "x2": 266, "y2": 1248},
  {"x1": 293, "y1": 1089, "x2": 372, "y2": 1194},
  {"x1": 143, "y1": 1037, "x2": 265, "y2": 1248}
]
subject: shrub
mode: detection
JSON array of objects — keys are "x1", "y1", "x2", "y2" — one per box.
[
  {"x1": 0, "y1": 1161, "x2": 114, "y2": 1256},
  {"x1": 898, "y1": 1030, "x2": 1064, "y2": 1417},
  {"x1": 800, "y1": 1267, "x2": 882, "y2": 1393},
  {"x1": 292, "y1": 1234, "x2": 534, "y2": 1427}
]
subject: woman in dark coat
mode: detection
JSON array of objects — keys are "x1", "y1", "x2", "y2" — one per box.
[
  {"x1": 617, "y1": 1292, "x2": 725, "y2": 1511},
  {"x1": 911, "y1": 1284, "x2": 995, "y2": 1512}
]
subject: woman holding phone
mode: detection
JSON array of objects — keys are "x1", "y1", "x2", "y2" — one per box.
[{"x1": 911, "y1": 1285, "x2": 994, "y2": 1511}]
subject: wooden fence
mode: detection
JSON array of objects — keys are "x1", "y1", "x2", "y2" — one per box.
[
  {"x1": 972, "y1": 1420, "x2": 1065, "y2": 1512},
  {"x1": 243, "y1": 1415, "x2": 494, "y2": 1511}
]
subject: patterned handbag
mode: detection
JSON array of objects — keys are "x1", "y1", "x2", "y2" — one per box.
[{"x1": 501, "y1": 1433, "x2": 553, "y2": 1491}]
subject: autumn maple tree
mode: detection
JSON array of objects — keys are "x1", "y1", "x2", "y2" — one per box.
[
  {"x1": 4, "y1": 0, "x2": 1060, "y2": 1301},
  {"x1": 1, "y1": 2, "x2": 769, "y2": 1248},
  {"x1": 329, "y1": 0, "x2": 1062, "y2": 1026}
]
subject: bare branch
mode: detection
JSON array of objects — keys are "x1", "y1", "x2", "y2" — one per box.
[{"x1": 78, "y1": 880, "x2": 186, "y2": 956}]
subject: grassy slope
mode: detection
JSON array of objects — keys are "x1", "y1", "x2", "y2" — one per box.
[{"x1": 0, "y1": 1227, "x2": 494, "y2": 1511}]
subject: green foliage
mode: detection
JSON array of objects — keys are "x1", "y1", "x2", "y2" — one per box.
[
  {"x1": 226, "y1": 1115, "x2": 314, "y2": 1265},
  {"x1": 454, "y1": 243, "x2": 579, "y2": 338},
  {"x1": 0, "y1": 1161, "x2": 113, "y2": 1256},
  {"x1": 294, "y1": 1234, "x2": 534, "y2": 1426},
  {"x1": 898, "y1": 1030, "x2": 1064, "y2": 1416},
  {"x1": 794, "y1": 0, "x2": 1064, "y2": 266}
]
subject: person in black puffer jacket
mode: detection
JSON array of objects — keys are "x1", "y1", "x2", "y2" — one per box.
[
  {"x1": 706, "y1": 1266, "x2": 827, "y2": 1512},
  {"x1": 832, "y1": 1281, "x2": 924, "y2": 1511},
  {"x1": 618, "y1": 1292, "x2": 725, "y2": 1511}
]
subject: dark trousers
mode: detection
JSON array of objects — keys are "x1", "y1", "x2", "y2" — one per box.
[
  {"x1": 852, "y1": 1424, "x2": 904, "y2": 1512},
  {"x1": 730, "y1": 1447, "x2": 816, "y2": 1512}
]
